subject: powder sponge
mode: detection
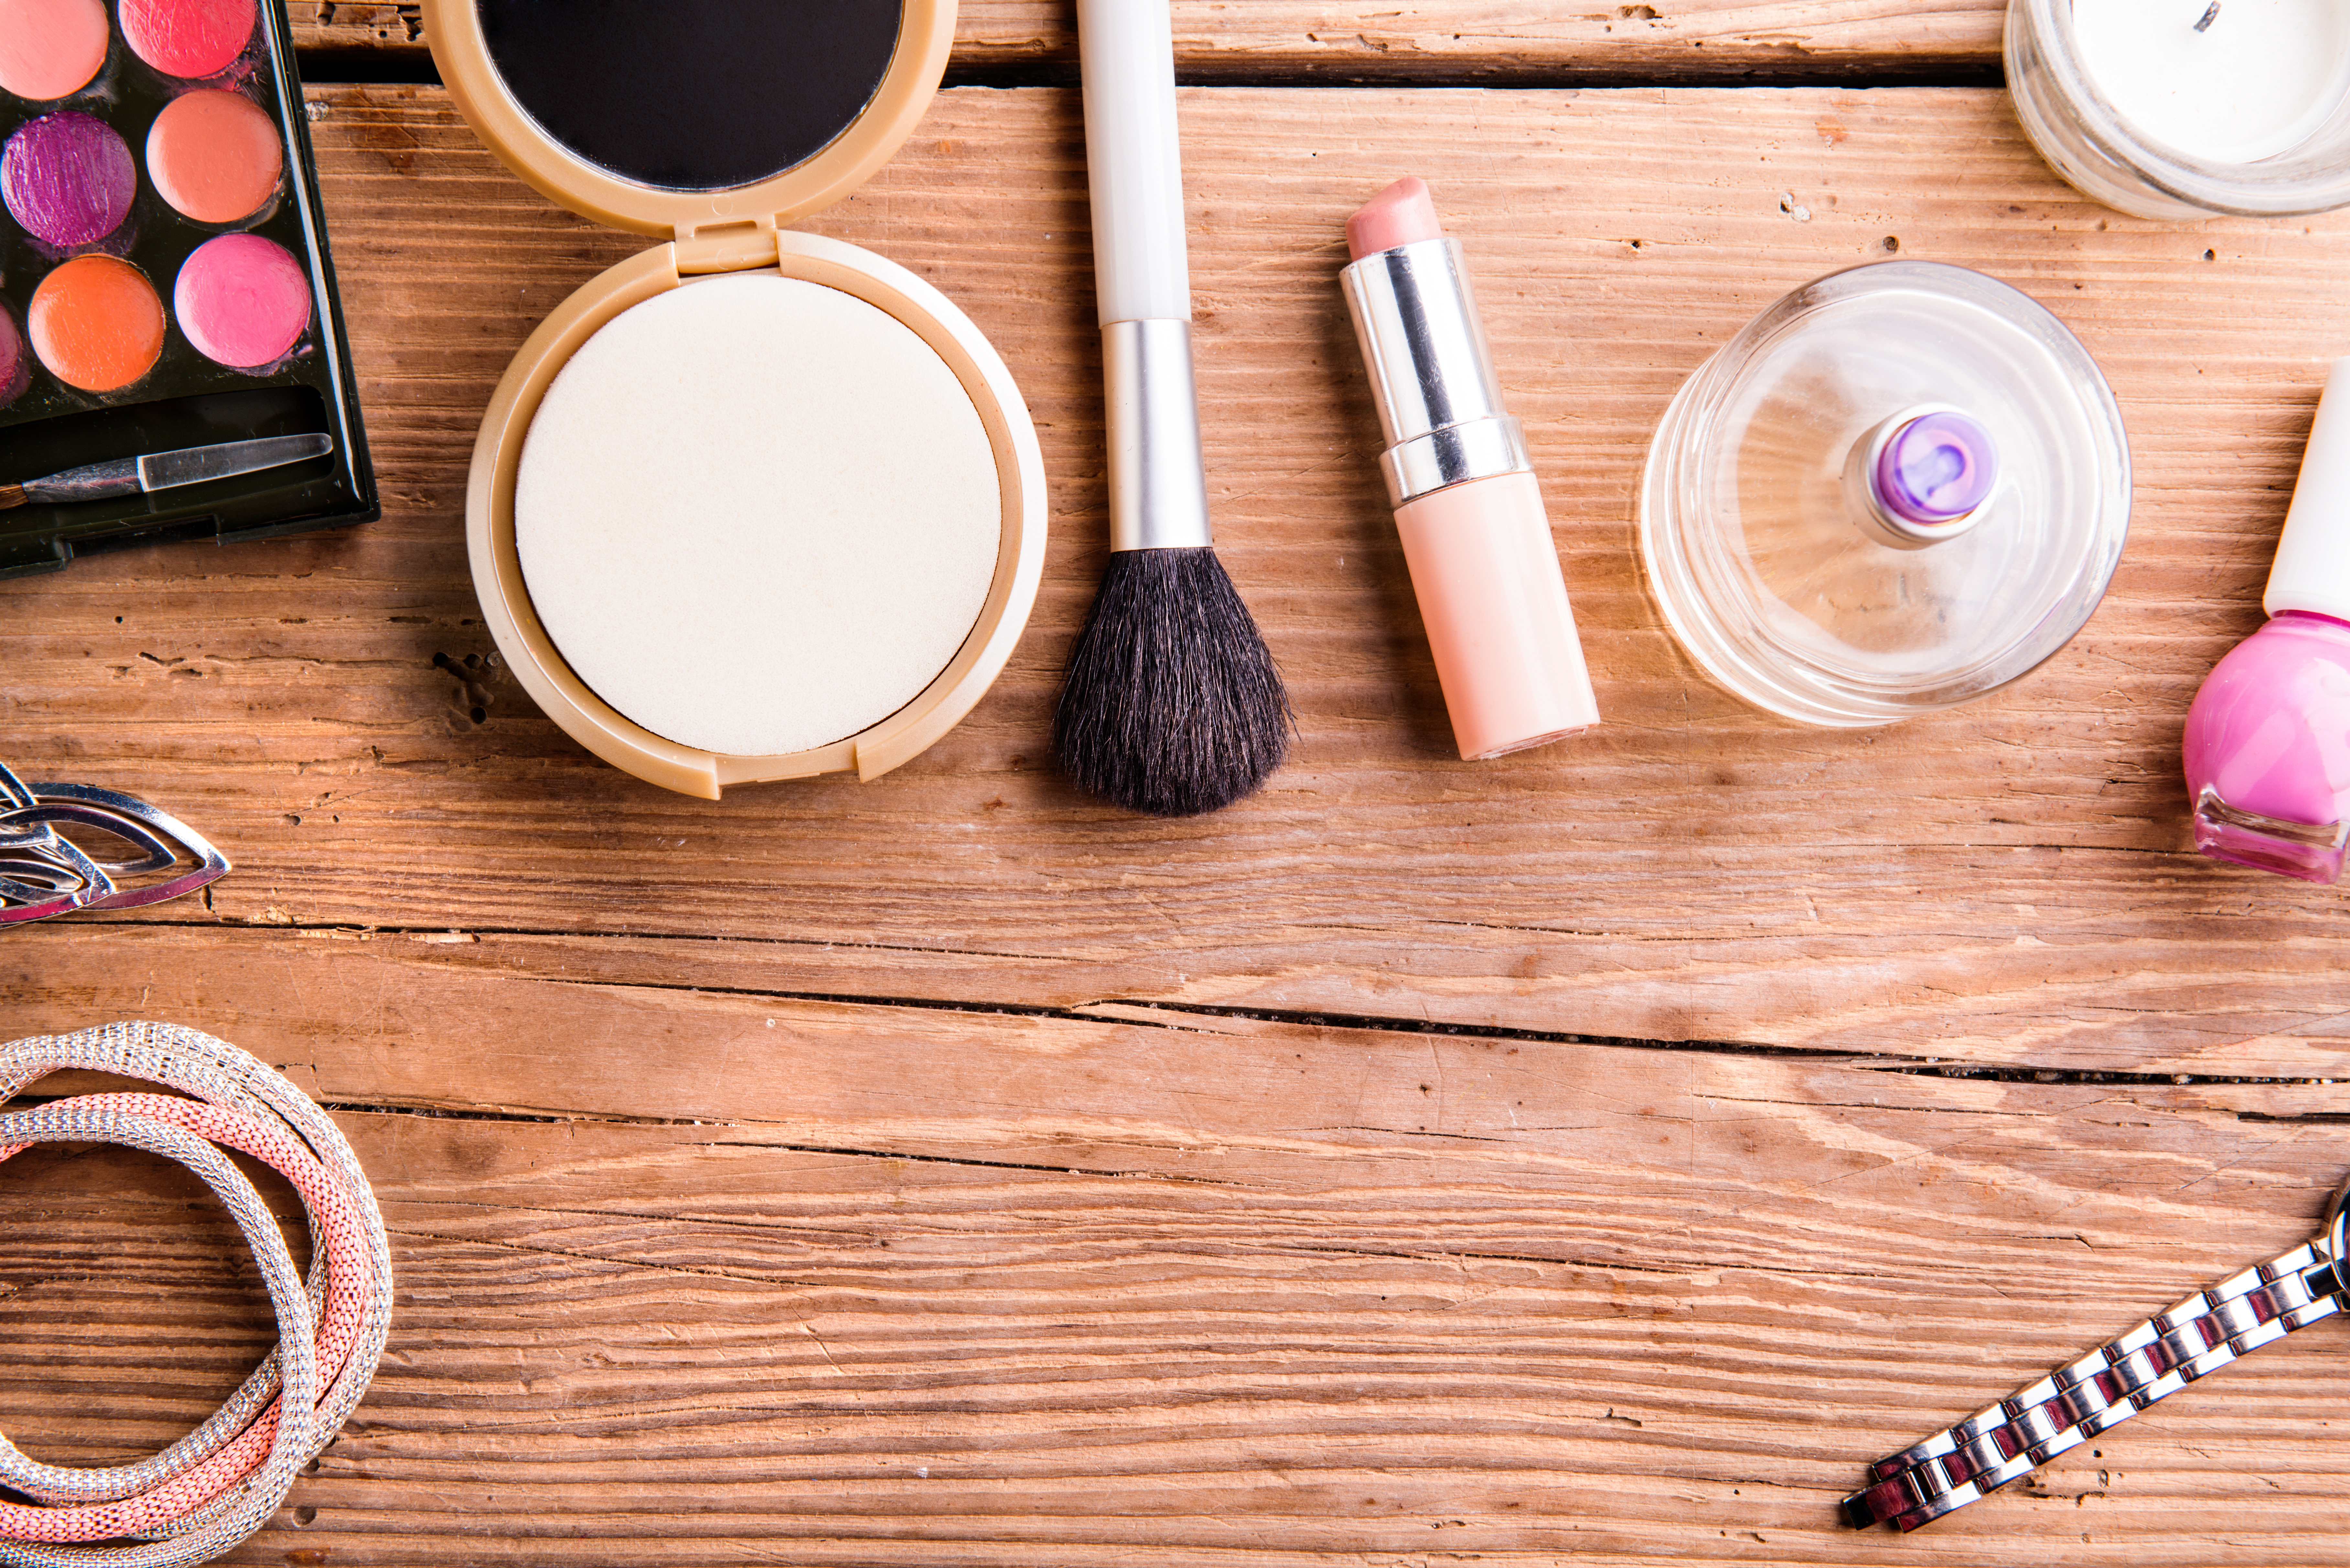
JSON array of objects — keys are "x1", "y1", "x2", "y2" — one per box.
[{"x1": 515, "y1": 272, "x2": 1002, "y2": 760}]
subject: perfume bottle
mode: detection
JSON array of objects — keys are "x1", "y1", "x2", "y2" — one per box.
[
  {"x1": 1640, "y1": 261, "x2": 2132, "y2": 726},
  {"x1": 2182, "y1": 358, "x2": 2350, "y2": 884}
]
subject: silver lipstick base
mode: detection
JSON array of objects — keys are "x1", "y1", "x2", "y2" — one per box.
[
  {"x1": 1341, "y1": 236, "x2": 1534, "y2": 506},
  {"x1": 1383, "y1": 416, "x2": 1532, "y2": 507}
]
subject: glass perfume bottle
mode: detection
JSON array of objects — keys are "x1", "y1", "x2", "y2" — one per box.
[
  {"x1": 1640, "y1": 261, "x2": 2133, "y2": 726},
  {"x1": 2181, "y1": 357, "x2": 2350, "y2": 884}
]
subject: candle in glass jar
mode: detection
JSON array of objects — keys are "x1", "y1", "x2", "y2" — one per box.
[{"x1": 2072, "y1": 0, "x2": 2350, "y2": 164}]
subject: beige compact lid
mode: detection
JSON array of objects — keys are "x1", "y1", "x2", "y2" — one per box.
[{"x1": 420, "y1": 0, "x2": 955, "y2": 241}]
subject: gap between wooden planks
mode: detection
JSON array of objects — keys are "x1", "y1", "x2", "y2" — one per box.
[
  {"x1": 4, "y1": 85, "x2": 2344, "y2": 1070},
  {"x1": 2, "y1": 967, "x2": 2346, "y2": 1566},
  {"x1": 288, "y1": 1, "x2": 2008, "y2": 81}
]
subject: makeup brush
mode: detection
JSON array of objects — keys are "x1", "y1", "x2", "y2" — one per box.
[
  {"x1": 1055, "y1": 0, "x2": 1291, "y2": 819},
  {"x1": 0, "y1": 432, "x2": 332, "y2": 509}
]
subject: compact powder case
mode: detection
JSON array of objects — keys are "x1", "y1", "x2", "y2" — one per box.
[{"x1": 422, "y1": 0, "x2": 1047, "y2": 799}]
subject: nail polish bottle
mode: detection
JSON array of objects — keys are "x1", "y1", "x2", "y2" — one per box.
[{"x1": 2181, "y1": 358, "x2": 2350, "y2": 884}]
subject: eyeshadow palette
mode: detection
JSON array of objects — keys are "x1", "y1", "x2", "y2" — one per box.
[{"x1": 0, "y1": 0, "x2": 374, "y2": 577}]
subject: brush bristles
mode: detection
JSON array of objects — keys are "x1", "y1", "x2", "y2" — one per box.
[
  {"x1": 0, "y1": 485, "x2": 22, "y2": 510},
  {"x1": 1054, "y1": 546, "x2": 1293, "y2": 818}
]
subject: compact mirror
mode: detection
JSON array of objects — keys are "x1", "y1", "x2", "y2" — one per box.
[{"x1": 473, "y1": 0, "x2": 904, "y2": 192}]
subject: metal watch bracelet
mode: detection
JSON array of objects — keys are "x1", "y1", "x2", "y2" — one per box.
[{"x1": 1843, "y1": 1176, "x2": 2350, "y2": 1531}]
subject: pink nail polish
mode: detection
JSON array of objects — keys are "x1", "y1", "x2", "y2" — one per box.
[{"x1": 2182, "y1": 359, "x2": 2350, "y2": 883}]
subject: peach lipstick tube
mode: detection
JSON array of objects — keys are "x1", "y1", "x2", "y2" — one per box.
[{"x1": 1340, "y1": 178, "x2": 1599, "y2": 759}]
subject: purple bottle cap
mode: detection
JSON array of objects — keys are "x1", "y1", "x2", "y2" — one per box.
[{"x1": 1874, "y1": 409, "x2": 1999, "y2": 527}]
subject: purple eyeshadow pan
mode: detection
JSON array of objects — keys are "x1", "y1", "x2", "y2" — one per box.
[{"x1": 2, "y1": 111, "x2": 136, "y2": 247}]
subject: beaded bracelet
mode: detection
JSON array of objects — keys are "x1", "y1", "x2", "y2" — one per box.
[{"x1": 0, "y1": 1023, "x2": 392, "y2": 1568}]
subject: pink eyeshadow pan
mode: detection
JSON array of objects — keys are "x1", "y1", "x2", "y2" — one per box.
[
  {"x1": 175, "y1": 231, "x2": 310, "y2": 369},
  {"x1": 119, "y1": 0, "x2": 256, "y2": 80},
  {"x1": 0, "y1": 0, "x2": 109, "y2": 102},
  {"x1": 148, "y1": 88, "x2": 282, "y2": 223},
  {"x1": 0, "y1": 306, "x2": 28, "y2": 407}
]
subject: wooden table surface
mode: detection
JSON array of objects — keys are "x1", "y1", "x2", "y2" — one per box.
[{"x1": 5, "y1": 4, "x2": 2348, "y2": 1564}]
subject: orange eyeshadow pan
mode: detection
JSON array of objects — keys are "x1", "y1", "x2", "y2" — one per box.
[
  {"x1": 148, "y1": 87, "x2": 282, "y2": 223},
  {"x1": 29, "y1": 255, "x2": 166, "y2": 392}
]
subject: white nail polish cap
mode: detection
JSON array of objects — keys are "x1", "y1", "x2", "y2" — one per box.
[{"x1": 2266, "y1": 356, "x2": 2350, "y2": 623}]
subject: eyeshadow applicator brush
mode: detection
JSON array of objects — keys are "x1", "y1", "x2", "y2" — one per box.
[
  {"x1": 1054, "y1": 0, "x2": 1291, "y2": 819},
  {"x1": 0, "y1": 433, "x2": 331, "y2": 510}
]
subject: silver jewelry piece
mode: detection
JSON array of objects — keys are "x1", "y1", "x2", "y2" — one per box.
[
  {"x1": 0, "y1": 760, "x2": 230, "y2": 925},
  {"x1": 1844, "y1": 1175, "x2": 2350, "y2": 1530}
]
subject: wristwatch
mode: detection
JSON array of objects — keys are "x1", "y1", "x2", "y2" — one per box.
[{"x1": 1843, "y1": 1174, "x2": 2350, "y2": 1531}]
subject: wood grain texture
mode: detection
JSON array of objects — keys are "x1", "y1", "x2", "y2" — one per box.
[
  {"x1": 4, "y1": 85, "x2": 2344, "y2": 1070},
  {"x1": 5, "y1": 70, "x2": 2349, "y2": 1568},
  {"x1": 3, "y1": 968, "x2": 2347, "y2": 1566},
  {"x1": 285, "y1": 2, "x2": 2008, "y2": 81}
]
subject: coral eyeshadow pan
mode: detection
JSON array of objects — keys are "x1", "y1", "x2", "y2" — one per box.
[
  {"x1": 30, "y1": 255, "x2": 165, "y2": 391},
  {"x1": 119, "y1": 0, "x2": 256, "y2": 79},
  {"x1": 148, "y1": 88, "x2": 282, "y2": 223},
  {"x1": 0, "y1": 0, "x2": 110, "y2": 101}
]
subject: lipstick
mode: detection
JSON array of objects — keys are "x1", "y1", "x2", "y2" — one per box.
[{"x1": 1339, "y1": 177, "x2": 1600, "y2": 760}]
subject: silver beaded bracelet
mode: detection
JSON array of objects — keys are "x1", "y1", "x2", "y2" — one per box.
[{"x1": 1845, "y1": 1176, "x2": 2350, "y2": 1531}]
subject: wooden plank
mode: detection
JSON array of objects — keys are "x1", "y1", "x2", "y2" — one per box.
[
  {"x1": 9, "y1": 916, "x2": 2348, "y2": 1087},
  {"x1": 5, "y1": 84, "x2": 2348, "y2": 1070},
  {"x1": 2, "y1": 989, "x2": 2344, "y2": 1564},
  {"x1": 286, "y1": 3, "x2": 2009, "y2": 81},
  {"x1": 15, "y1": 924, "x2": 2348, "y2": 1120}
]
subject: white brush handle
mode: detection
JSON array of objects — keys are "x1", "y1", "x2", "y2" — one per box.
[
  {"x1": 1079, "y1": 0, "x2": 1192, "y2": 325},
  {"x1": 1079, "y1": 0, "x2": 1211, "y2": 551}
]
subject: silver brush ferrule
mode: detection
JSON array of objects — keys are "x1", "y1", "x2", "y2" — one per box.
[
  {"x1": 1341, "y1": 237, "x2": 1532, "y2": 507},
  {"x1": 1102, "y1": 317, "x2": 1213, "y2": 551}
]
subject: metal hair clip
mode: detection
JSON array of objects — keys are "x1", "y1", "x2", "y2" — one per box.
[
  {"x1": 1844, "y1": 1175, "x2": 2350, "y2": 1531},
  {"x1": 0, "y1": 760, "x2": 230, "y2": 925}
]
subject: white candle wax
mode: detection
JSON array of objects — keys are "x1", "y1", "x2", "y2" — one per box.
[{"x1": 2073, "y1": 0, "x2": 2350, "y2": 164}]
